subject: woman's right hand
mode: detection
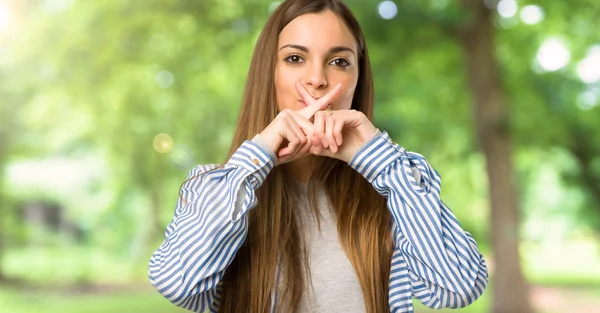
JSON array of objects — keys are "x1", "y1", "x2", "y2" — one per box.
[{"x1": 259, "y1": 82, "x2": 342, "y2": 164}]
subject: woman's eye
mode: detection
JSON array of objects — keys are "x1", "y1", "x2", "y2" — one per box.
[
  {"x1": 330, "y1": 58, "x2": 350, "y2": 67},
  {"x1": 285, "y1": 55, "x2": 304, "y2": 64}
]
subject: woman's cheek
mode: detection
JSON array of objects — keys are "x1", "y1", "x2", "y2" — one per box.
[
  {"x1": 338, "y1": 88, "x2": 355, "y2": 109},
  {"x1": 333, "y1": 97, "x2": 351, "y2": 110}
]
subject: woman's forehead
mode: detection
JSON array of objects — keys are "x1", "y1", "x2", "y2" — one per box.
[{"x1": 278, "y1": 10, "x2": 357, "y2": 53}]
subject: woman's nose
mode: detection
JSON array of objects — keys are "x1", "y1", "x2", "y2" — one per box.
[{"x1": 305, "y1": 65, "x2": 328, "y2": 90}]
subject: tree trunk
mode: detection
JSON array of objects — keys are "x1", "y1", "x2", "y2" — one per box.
[{"x1": 458, "y1": 1, "x2": 532, "y2": 312}]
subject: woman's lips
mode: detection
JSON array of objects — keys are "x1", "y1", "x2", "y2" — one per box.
[{"x1": 298, "y1": 96, "x2": 323, "y2": 108}]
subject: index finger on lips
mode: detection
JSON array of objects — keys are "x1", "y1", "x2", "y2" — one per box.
[
  {"x1": 315, "y1": 83, "x2": 341, "y2": 111},
  {"x1": 296, "y1": 82, "x2": 318, "y2": 120},
  {"x1": 297, "y1": 82, "x2": 342, "y2": 120}
]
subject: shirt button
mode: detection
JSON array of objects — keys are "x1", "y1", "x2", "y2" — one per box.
[{"x1": 252, "y1": 158, "x2": 260, "y2": 165}]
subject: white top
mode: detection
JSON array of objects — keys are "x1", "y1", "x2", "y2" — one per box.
[{"x1": 291, "y1": 181, "x2": 365, "y2": 312}]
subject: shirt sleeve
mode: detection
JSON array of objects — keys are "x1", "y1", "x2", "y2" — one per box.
[
  {"x1": 348, "y1": 131, "x2": 488, "y2": 309},
  {"x1": 148, "y1": 139, "x2": 276, "y2": 312}
]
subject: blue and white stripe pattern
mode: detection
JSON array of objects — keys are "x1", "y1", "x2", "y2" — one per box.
[
  {"x1": 148, "y1": 131, "x2": 488, "y2": 313},
  {"x1": 349, "y1": 131, "x2": 488, "y2": 311}
]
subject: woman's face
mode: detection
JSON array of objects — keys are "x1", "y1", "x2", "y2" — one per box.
[{"x1": 275, "y1": 10, "x2": 359, "y2": 112}]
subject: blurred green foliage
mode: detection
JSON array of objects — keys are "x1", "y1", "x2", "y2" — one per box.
[{"x1": 1, "y1": 0, "x2": 600, "y2": 312}]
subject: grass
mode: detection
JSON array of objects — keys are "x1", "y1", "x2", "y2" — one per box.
[
  {"x1": 2, "y1": 283, "x2": 600, "y2": 313},
  {"x1": 0, "y1": 285, "x2": 186, "y2": 313},
  {"x1": 414, "y1": 299, "x2": 487, "y2": 313},
  {"x1": 0, "y1": 284, "x2": 489, "y2": 313},
  {"x1": 1, "y1": 241, "x2": 599, "y2": 313}
]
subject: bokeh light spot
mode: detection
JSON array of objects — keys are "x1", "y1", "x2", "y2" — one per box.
[
  {"x1": 520, "y1": 5, "x2": 544, "y2": 25},
  {"x1": 431, "y1": 0, "x2": 448, "y2": 10},
  {"x1": 153, "y1": 133, "x2": 174, "y2": 154},
  {"x1": 43, "y1": 0, "x2": 72, "y2": 13},
  {"x1": 0, "y1": 3, "x2": 12, "y2": 31},
  {"x1": 577, "y1": 90, "x2": 598, "y2": 110},
  {"x1": 536, "y1": 38, "x2": 570, "y2": 72},
  {"x1": 497, "y1": 0, "x2": 517, "y2": 18},
  {"x1": 576, "y1": 46, "x2": 600, "y2": 84},
  {"x1": 378, "y1": 1, "x2": 398, "y2": 20},
  {"x1": 156, "y1": 70, "x2": 175, "y2": 88},
  {"x1": 232, "y1": 19, "x2": 249, "y2": 35}
]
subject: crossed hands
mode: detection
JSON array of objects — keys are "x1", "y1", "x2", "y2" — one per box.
[{"x1": 259, "y1": 82, "x2": 377, "y2": 165}]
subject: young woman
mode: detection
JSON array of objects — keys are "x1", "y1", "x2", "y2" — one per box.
[{"x1": 148, "y1": 0, "x2": 488, "y2": 312}]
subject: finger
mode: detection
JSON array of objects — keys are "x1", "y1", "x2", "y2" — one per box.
[
  {"x1": 278, "y1": 122, "x2": 300, "y2": 157},
  {"x1": 289, "y1": 110, "x2": 314, "y2": 137},
  {"x1": 310, "y1": 134, "x2": 322, "y2": 147},
  {"x1": 325, "y1": 115, "x2": 337, "y2": 153},
  {"x1": 278, "y1": 155, "x2": 289, "y2": 164},
  {"x1": 278, "y1": 154, "x2": 294, "y2": 164},
  {"x1": 333, "y1": 116, "x2": 344, "y2": 146},
  {"x1": 296, "y1": 83, "x2": 321, "y2": 119},
  {"x1": 279, "y1": 111, "x2": 313, "y2": 158},
  {"x1": 313, "y1": 111, "x2": 328, "y2": 149},
  {"x1": 292, "y1": 138, "x2": 313, "y2": 160},
  {"x1": 295, "y1": 81, "x2": 316, "y2": 106},
  {"x1": 281, "y1": 130, "x2": 314, "y2": 163},
  {"x1": 297, "y1": 82, "x2": 342, "y2": 119},
  {"x1": 278, "y1": 141, "x2": 294, "y2": 157},
  {"x1": 315, "y1": 82, "x2": 342, "y2": 109},
  {"x1": 278, "y1": 142, "x2": 294, "y2": 158},
  {"x1": 310, "y1": 143, "x2": 324, "y2": 156},
  {"x1": 288, "y1": 113, "x2": 308, "y2": 147},
  {"x1": 310, "y1": 142, "x2": 335, "y2": 159}
]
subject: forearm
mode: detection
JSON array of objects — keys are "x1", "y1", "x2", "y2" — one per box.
[
  {"x1": 149, "y1": 140, "x2": 276, "y2": 311},
  {"x1": 350, "y1": 131, "x2": 488, "y2": 306}
]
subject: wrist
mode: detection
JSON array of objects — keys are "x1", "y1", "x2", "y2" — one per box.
[
  {"x1": 346, "y1": 128, "x2": 381, "y2": 163},
  {"x1": 360, "y1": 126, "x2": 379, "y2": 146},
  {"x1": 257, "y1": 129, "x2": 281, "y2": 155},
  {"x1": 252, "y1": 134, "x2": 278, "y2": 164}
]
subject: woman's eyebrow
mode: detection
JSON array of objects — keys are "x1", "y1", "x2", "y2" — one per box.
[
  {"x1": 278, "y1": 44, "x2": 355, "y2": 55},
  {"x1": 279, "y1": 44, "x2": 309, "y2": 52},
  {"x1": 328, "y1": 46, "x2": 355, "y2": 55}
]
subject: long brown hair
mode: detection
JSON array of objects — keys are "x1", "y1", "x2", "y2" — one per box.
[{"x1": 218, "y1": 0, "x2": 392, "y2": 312}]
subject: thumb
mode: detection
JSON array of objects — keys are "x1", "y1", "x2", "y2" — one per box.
[{"x1": 309, "y1": 143, "x2": 336, "y2": 159}]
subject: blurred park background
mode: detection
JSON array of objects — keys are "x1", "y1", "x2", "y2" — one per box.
[{"x1": 1, "y1": 0, "x2": 600, "y2": 312}]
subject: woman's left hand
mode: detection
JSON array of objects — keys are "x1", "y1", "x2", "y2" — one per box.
[{"x1": 296, "y1": 83, "x2": 378, "y2": 163}]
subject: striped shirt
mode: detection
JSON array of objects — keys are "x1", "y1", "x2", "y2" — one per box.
[{"x1": 148, "y1": 130, "x2": 489, "y2": 312}]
